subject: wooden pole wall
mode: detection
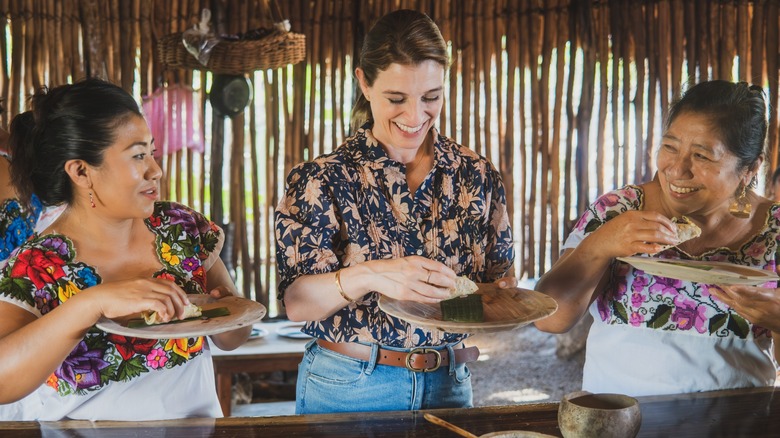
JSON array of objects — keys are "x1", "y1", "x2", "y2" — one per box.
[{"x1": 0, "y1": 0, "x2": 779, "y2": 314}]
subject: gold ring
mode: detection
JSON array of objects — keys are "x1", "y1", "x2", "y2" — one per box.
[{"x1": 426, "y1": 271, "x2": 432, "y2": 283}]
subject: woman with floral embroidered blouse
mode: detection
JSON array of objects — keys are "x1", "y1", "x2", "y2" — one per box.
[
  {"x1": 535, "y1": 80, "x2": 780, "y2": 397},
  {"x1": 0, "y1": 78, "x2": 249, "y2": 420},
  {"x1": 275, "y1": 9, "x2": 514, "y2": 414},
  {"x1": 0, "y1": 115, "x2": 43, "y2": 261}
]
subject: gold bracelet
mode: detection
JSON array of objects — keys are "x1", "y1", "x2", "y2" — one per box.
[{"x1": 335, "y1": 270, "x2": 356, "y2": 304}]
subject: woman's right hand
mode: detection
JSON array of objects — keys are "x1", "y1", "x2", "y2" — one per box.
[
  {"x1": 584, "y1": 210, "x2": 679, "y2": 259},
  {"x1": 78, "y1": 278, "x2": 191, "y2": 323},
  {"x1": 357, "y1": 256, "x2": 457, "y2": 303}
]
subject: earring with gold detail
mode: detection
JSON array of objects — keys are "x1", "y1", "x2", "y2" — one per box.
[
  {"x1": 89, "y1": 191, "x2": 96, "y2": 208},
  {"x1": 728, "y1": 183, "x2": 751, "y2": 218}
]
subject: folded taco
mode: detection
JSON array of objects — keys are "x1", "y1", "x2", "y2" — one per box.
[
  {"x1": 142, "y1": 302, "x2": 202, "y2": 325},
  {"x1": 661, "y1": 216, "x2": 701, "y2": 250}
]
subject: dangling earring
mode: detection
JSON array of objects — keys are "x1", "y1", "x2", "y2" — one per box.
[
  {"x1": 729, "y1": 183, "x2": 751, "y2": 218},
  {"x1": 89, "y1": 191, "x2": 96, "y2": 208}
]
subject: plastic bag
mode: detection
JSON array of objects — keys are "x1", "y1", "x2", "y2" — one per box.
[{"x1": 181, "y1": 9, "x2": 219, "y2": 66}]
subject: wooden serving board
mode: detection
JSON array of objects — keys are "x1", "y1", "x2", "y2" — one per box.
[
  {"x1": 378, "y1": 284, "x2": 557, "y2": 333},
  {"x1": 96, "y1": 295, "x2": 266, "y2": 339}
]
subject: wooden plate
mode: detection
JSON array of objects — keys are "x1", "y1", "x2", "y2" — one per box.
[
  {"x1": 96, "y1": 295, "x2": 266, "y2": 339},
  {"x1": 617, "y1": 256, "x2": 778, "y2": 286},
  {"x1": 378, "y1": 284, "x2": 557, "y2": 333}
]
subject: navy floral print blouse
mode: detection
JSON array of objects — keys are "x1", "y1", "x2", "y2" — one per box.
[{"x1": 275, "y1": 125, "x2": 514, "y2": 348}]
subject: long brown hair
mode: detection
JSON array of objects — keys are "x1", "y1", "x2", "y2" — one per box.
[{"x1": 350, "y1": 9, "x2": 450, "y2": 131}]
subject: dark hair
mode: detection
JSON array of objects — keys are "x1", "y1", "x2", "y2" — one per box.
[
  {"x1": 8, "y1": 78, "x2": 142, "y2": 206},
  {"x1": 665, "y1": 80, "x2": 768, "y2": 172},
  {"x1": 350, "y1": 9, "x2": 450, "y2": 131}
]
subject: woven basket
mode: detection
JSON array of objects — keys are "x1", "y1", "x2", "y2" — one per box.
[{"x1": 157, "y1": 29, "x2": 306, "y2": 74}]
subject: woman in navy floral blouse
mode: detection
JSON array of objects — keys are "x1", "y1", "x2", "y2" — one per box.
[
  {"x1": 536, "y1": 81, "x2": 780, "y2": 397},
  {"x1": 0, "y1": 79, "x2": 249, "y2": 420},
  {"x1": 275, "y1": 9, "x2": 515, "y2": 414}
]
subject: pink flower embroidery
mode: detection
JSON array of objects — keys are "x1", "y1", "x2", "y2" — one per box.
[
  {"x1": 631, "y1": 292, "x2": 644, "y2": 308},
  {"x1": 648, "y1": 276, "x2": 682, "y2": 296},
  {"x1": 146, "y1": 348, "x2": 168, "y2": 369},
  {"x1": 671, "y1": 297, "x2": 707, "y2": 333},
  {"x1": 746, "y1": 242, "x2": 766, "y2": 259},
  {"x1": 629, "y1": 311, "x2": 644, "y2": 326},
  {"x1": 630, "y1": 275, "x2": 650, "y2": 295},
  {"x1": 596, "y1": 296, "x2": 611, "y2": 321},
  {"x1": 594, "y1": 193, "x2": 621, "y2": 214}
]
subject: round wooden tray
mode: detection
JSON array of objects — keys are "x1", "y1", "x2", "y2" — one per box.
[
  {"x1": 96, "y1": 295, "x2": 266, "y2": 339},
  {"x1": 378, "y1": 284, "x2": 557, "y2": 333}
]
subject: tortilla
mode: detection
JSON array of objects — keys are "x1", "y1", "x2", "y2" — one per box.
[
  {"x1": 142, "y1": 302, "x2": 202, "y2": 325},
  {"x1": 660, "y1": 216, "x2": 701, "y2": 250},
  {"x1": 447, "y1": 276, "x2": 479, "y2": 298},
  {"x1": 674, "y1": 216, "x2": 701, "y2": 242}
]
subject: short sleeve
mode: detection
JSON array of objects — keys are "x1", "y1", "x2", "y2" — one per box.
[
  {"x1": 151, "y1": 202, "x2": 225, "y2": 271},
  {"x1": 562, "y1": 186, "x2": 643, "y2": 252},
  {"x1": 483, "y1": 161, "x2": 515, "y2": 281},
  {"x1": 0, "y1": 255, "x2": 41, "y2": 316},
  {"x1": 274, "y1": 162, "x2": 341, "y2": 300},
  {"x1": 0, "y1": 237, "x2": 79, "y2": 318}
]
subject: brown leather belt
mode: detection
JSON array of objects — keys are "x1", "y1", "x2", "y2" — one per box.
[{"x1": 316, "y1": 339, "x2": 479, "y2": 372}]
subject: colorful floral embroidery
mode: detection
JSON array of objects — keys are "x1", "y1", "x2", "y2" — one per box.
[
  {"x1": 275, "y1": 125, "x2": 514, "y2": 347},
  {"x1": 572, "y1": 185, "x2": 776, "y2": 340},
  {"x1": 0, "y1": 202, "x2": 222, "y2": 397},
  {"x1": 0, "y1": 194, "x2": 43, "y2": 260}
]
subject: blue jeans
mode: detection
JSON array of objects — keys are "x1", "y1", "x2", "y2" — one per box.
[{"x1": 295, "y1": 340, "x2": 473, "y2": 414}]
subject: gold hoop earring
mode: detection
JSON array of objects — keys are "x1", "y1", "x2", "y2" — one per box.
[{"x1": 729, "y1": 184, "x2": 751, "y2": 218}]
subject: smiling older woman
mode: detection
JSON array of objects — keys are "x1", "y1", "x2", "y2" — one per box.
[{"x1": 535, "y1": 80, "x2": 780, "y2": 397}]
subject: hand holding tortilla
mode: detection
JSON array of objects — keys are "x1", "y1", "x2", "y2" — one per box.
[
  {"x1": 441, "y1": 276, "x2": 483, "y2": 322},
  {"x1": 447, "y1": 276, "x2": 480, "y2": 298},
  {"x1": 142, "y1": 302, "x2": 203, "y2": 325},
  {"x1": 663, "y1": 216, "x2": 702, "y2": 249}
]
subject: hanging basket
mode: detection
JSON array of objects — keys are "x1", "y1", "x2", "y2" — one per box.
[{"x1": 157, "y1": 27, "x2": 306, "y2": 74}]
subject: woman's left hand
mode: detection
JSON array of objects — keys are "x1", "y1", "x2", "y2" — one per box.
[{"x1": 710, "y1": 285, "x2": 780, "y2": 332}]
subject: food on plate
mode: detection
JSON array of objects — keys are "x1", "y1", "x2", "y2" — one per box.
[
  {"x1": 440, "y1": 293, "x2": 484, "y2": 322},
  {"x1": 660, "y1": 216, "x2": 701, "y2": 250},
  {"x1": 447, "y1": 276, "x2": 479, "y2": 298},
  {"x1": 142, "y1": 302, "x2": 202, "y2": 325},
  {"x1": 657, "y1": 260, "x2": 714, "y2": 271},
  {"x1": 439, "y1": 276, "x2": 483, "y2": 322}
]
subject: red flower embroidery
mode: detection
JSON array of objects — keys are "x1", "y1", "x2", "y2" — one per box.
[
  {"x1": 107, "y1": 335, "x2": 158, "y2": 361},
  {"x1": 10, "y1": 248, "x2": 66, "y2": 289},
  {"x1": 155, "y1": 271, "x2": 177, "y2": 282},
  {"x1": 191, "y1": 266, "x2": 206, "y2": 291},
  {"x1": 148, "y1": 215, "x2": 162, "y2": 228}
]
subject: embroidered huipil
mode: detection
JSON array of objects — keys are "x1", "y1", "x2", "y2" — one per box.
[
  {"x1": 0, "y1": 202, "x2": 224, "y2": 420},
  {"x1": 564, "y1": 186, "x2": 777, "y2": 396},
  {"x1": 275, "y1": 126, "x2": 514, "y2": 348},
  {"x1": 0, "y1": 194, "x2": 42, "y2": 260},
  {"x1": 0, "y1": 154, "x2": 43, "y2": 260}
]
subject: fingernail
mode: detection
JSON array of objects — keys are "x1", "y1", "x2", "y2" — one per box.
[{"x1": 498, "y1": 281, "x2": 506, "y2": 288}]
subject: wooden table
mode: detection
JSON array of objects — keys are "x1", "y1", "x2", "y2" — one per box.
[
  {"x1": 2, "y1": 387, "x2": 778, "y2": 437},
  {"x1": 210, "y1": 320, "x2": 308, "y2": 416}
]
